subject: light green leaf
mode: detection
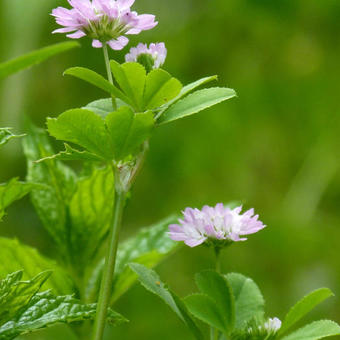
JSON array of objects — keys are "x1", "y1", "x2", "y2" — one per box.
[
  {"x1": 0, "y1": 41, "x2": 79, "y2": 80},
  {"x1": 184, "y1": 293, "x2": 227, "y2": 333},
  {"x1": 110, "y1": 61, "x2": 146, "y2": 111},
  {"x1": 47, "y1": 109, "x2": 113, "y2": 160},
  {"x1": 0, "y1": 179, "x2": 36, "y2": 221},
  {"x1": 105, "y1": 108, "x2": 154, "y2": 160},
  {"x1": 0, "y1": 238, "x2": 74, "y2": 295},
  {"x1": 226, "y1": 273, "x2": 265, "y2": 330},
  {"x1": 83, "y1": 98, "x2": 127, "y2": 118},
  {"x1": 196, "y1": 270, "x2": 235, "y2": 333},
  {"x1": 0, "y1": 290, "x2": 127, "y2": 340},
  {"x1": 279, "y1": 288, "x2": 334, "y2": 336},
  {"x1": 129, "y1": 264, "x2": 203, "y2": 340},
  {"x1": 280, "y1": 320, "x2": 340, "y2": 340},
  {"x1": 64, "y1": 67, "x2": 131, "y2": 105},
  {"x1": 143, "y1": 69, "x2": 182, "y2": 110},
  {"x1": 158, "y1": 87, "x2": 236, "y2": 125},
  {"x1": 0, "y1": 128, "x2": 25, "y2": 147}
]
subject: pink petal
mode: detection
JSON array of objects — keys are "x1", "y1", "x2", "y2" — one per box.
[
  {"x1": 66, "y1": 30, "x2": 86, "y2": 39},
  {"x1": 92, "y1": 39, "x2": 103, "y2": 48},
  {"x1": 107, "y1": 36, "x2": 129, "y2": 50}
]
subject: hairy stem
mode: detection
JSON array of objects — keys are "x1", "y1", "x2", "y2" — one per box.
[{"x1": 102, "y1": 43, "x2": 117, "y2": 110}]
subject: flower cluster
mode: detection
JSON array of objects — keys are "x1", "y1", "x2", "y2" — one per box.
[
  {"x1": 169, "y1": 204, "x2": 265, "y2": 247},
  {"x1": 263, "y1": 317, "x2": 282, "y2": 333},
  {"x1": 125, "y1": 43, "x2": 167, "y2": 69},
  {"x1": 51, "y1": 0, "x2": 157, "y2": 50}
]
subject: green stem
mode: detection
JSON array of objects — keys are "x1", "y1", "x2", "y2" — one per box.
[
  {"x1": 92, "y1": 178, "x2": 125, "y2": 340},
  {"x1": 102, "y1": 43, "x2": 117, "y2": 110}
]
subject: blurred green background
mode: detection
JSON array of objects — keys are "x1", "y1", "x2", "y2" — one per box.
[{"x1": 0, "y1": 0, "x2": 339, "y2": 339}]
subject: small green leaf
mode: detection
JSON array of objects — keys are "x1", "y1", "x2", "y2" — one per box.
[
  {"x1": 64, "y1": 67, "x2": 131, "y2": 105},
  {"x1": 110, "y1": 61, "x2": 146, "y2": 111},
  {"x1": 0, "y1": 179, "x2": 36, "y2": 221},
  {"x1": 280, "y1": 320, "x2": 340, "y2": 340},
  {"x1": 0, "y1": 41, "x2": 79, "y2": 80},
  {"x1": 143, "y1": 69, "x2": 182, "y2": 110},
  {"x1": 47, "y1": 108, "x2": 113, "y2": 160},
  {"x1": 0, "y1": 290, "x2": 127, "y2": 340},
  {"x1": 0, "y1": 128, "x2": 25, "y2": 147},
  {"x1": 129, "y1": 264, "x2": 203, "y2": 340},
  {"x1": 196, "y1": 270, "x2": 235, "y2": 333},
  {"x1": 158, "y1": 87, "x2": 236, "y2": 125},
  {"x1": 83, "y1": 98, "x2": 127, "y2": 118},
  {"x1": 226, "y1": 273, "x2": 265, "y2": 330},
  {"x1": 279, "y1": 288, "x2": 334, "y2": 336},
  {"x1": 105, "y1": 108, "x2": 154, "y2": 160},
  {"x1": 184, "y1": 293, "x2": 227, "y2": 333}
]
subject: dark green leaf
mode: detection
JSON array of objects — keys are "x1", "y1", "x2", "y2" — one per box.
[
  {"x1": 0, "y1": 128, "x2": 25, "y2": 147},
  {"x1": 279, "y1": 288, "x2": 334, "y2": 335},
  {"x1": 0, "y1": 41, "x2": 79, "y2": 80}
]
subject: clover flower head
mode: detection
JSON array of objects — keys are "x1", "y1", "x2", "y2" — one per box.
[
  {"x1": 169, "y1": 204, "x2": 266, "y2": 248},
  {"x1": 125, "y1": 42, "x2": 167, "y2": 70},
  {"x1": 51, "y1": 0, "x2": 158, "y2": 50},
  {"x1": 263, "y1": 317, "x2": 282, "y2": 333}
]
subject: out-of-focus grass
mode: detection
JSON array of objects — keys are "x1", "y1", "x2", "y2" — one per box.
[{"x1": 1, "y1": 0, "x2": 340, "y2": 339}]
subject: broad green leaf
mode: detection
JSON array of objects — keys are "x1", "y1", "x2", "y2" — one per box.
[
  {"x1": 83, "y1": 98, "x2": 127, "y2": 118},
  {"x1": 226, "y1": 273, "x2": 265, "y2": 330},
  {"x1": 0, "y1": 128, "x2": 25, "y2": 147},
  {"x1": 105, "y1": 108, "x2": 154, "y2": 160},
  {"x1": 279, "y1": 288, "x2": 334, "y2": 336},
  {"x1": 0, "y1": 271, "x2": 51, "y2": 324},
  {"x1": 69, "y1": 166, "x2": 114, "y2": 271},
  {"x1": 64, "y1": 67, "x2": 131, "y2": 105},
  {"x1": 0, "y1": 179, "x2": 36, "y2": 221},
  {"x1": 158, "y1": 87, "x2": 237, "y2": 125},
  {"x1": 184, "y1": 293, "x2": 227, "y2": 333},
  {"x1": 0, "y1": 41, "x2": 79, "y2": 80},
  {"x1": 196, "y1": 270, "x2": 235, "y2": 333},
  {"x1": 129, "y1": 264, "x2": 203, "y2": 340},
  {"x1": 143, "y1": 69, "x2": 182, "y2": 110},
  {"x1": 23, "y1": 125, "x2": 77, "y2": 256},
  {"x1": 0, "y1": 290, "x2": 127, "y2": 340},
  {"x1": 110, "y1": 61, "x2": 146, "y2": 111},
  {"x1": 86, "y1": 215, "x2": 180, "y2": 303},
  {"x1": 0, "y1": 238, "x2": 74, "y2": 295},
  {"x1": 280, "y1": 320, "x2": 340, "y2": 340},
  {"x1": 47, "y1": 109, "x2": 113, "y2": 160}
]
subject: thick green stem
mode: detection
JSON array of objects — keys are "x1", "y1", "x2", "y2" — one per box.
[
  {"x1": 92, "y1": 181, "x2": 125, "y2": 340},
  {"x1": 102, "y1": 44, "x2": 117, "y2": 110}
]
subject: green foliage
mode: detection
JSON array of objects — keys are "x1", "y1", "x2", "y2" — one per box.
[
  {"x1": 226, "y1": 273, "x2": 265, "y2": 330},
  {"x1": 83, "y1": 98, "x2": 126, "y2": 118},
  {"x1": 158, "y1": 87, "x2": 236, "y2": 125},
  {"x1": 0, "y1": 238, "x2": 74, "y2": 295},
  {"x1": 129, "y1": 263, "x2": 203, "y2": 340},
  {"x1": 0, "y1": 42, "x2": 79, "y2": 80},
  {"x1": 0, "y1": 128, "x2": 25, "y2": 147},
  {"x1": 0, "y1": 271, "x2": 127, "y2": 340},
  {"x1": 279, "y1": 320, "x2": 340, "y2": 340},
  {"x1": 0, "y1": 178, "x2": 36, "y2": 221},
  {"x1": 279, "y1": 288, "x2": 334, "y2": 335},
  {"x1": 195, "y1": 270, "x2": 235, "y2": 333}
]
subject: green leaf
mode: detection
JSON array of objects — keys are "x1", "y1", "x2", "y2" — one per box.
[
  {"x1": 184, "y1": 293, "x2": 227, "y2": 333},
  {"x1": 226, "y1": 273, "x2": 265, "y2": 330},
  {"x1": 47, "y1": 108, "x2": 113, "y2": 160},
  {"x1": 0, "y1": 271, "x2": 51, "y2": 324},
  {"x1": 0, "y1": 41, "x2": 79, "y2": 80},
  {"x1": 280, "y1": 320, "x2": 340, "y2": 340},
  {"x1": 64, "y1": 67, "x2": 131, "y2": 105},
  {"x1": 0, "y1": 290, "x2": 127, "y2": 340},
  {"x1": 0, "y1": 178, "x2": 36, "y2": 221},
  {"x1": 129, "y1": 264, "x2": 203, "y2": 340},
  {"x1": 0, "y1": 128, "x2": 25, "y2": 147},
  {"x1": 69, "y1": 166, "x2": 114, "y2": 271},
  {"x1": 196, "y1": 270, "x2": 235, "y2": 333},
  {"x1": 279, "y1": 288, "x2": 334, "y2": 336},
  {"x1": 110, "y1": 61, "x2": 146, "y2": 111},
  {"x1": 86, "y1": 215, "x2": 180, "y2": 303},
  {"x1": 23, "y1": 125, "x2": 77, "y2": 257},
  {"x1": 143, "y1": 69, "x2": 182, "y2": 110},
  {"x1": 158, "y1": 87, "x2": 237, "y2": 125},
  {"x1": 106, "y1": 107, "x2": 154, "y2": 160},
  {"x1": 83, "y1": 98, "x2": 127, "y2": 118},
  {"x1": 0, "y1": 238, "x2": 74, "y2": 295}
]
